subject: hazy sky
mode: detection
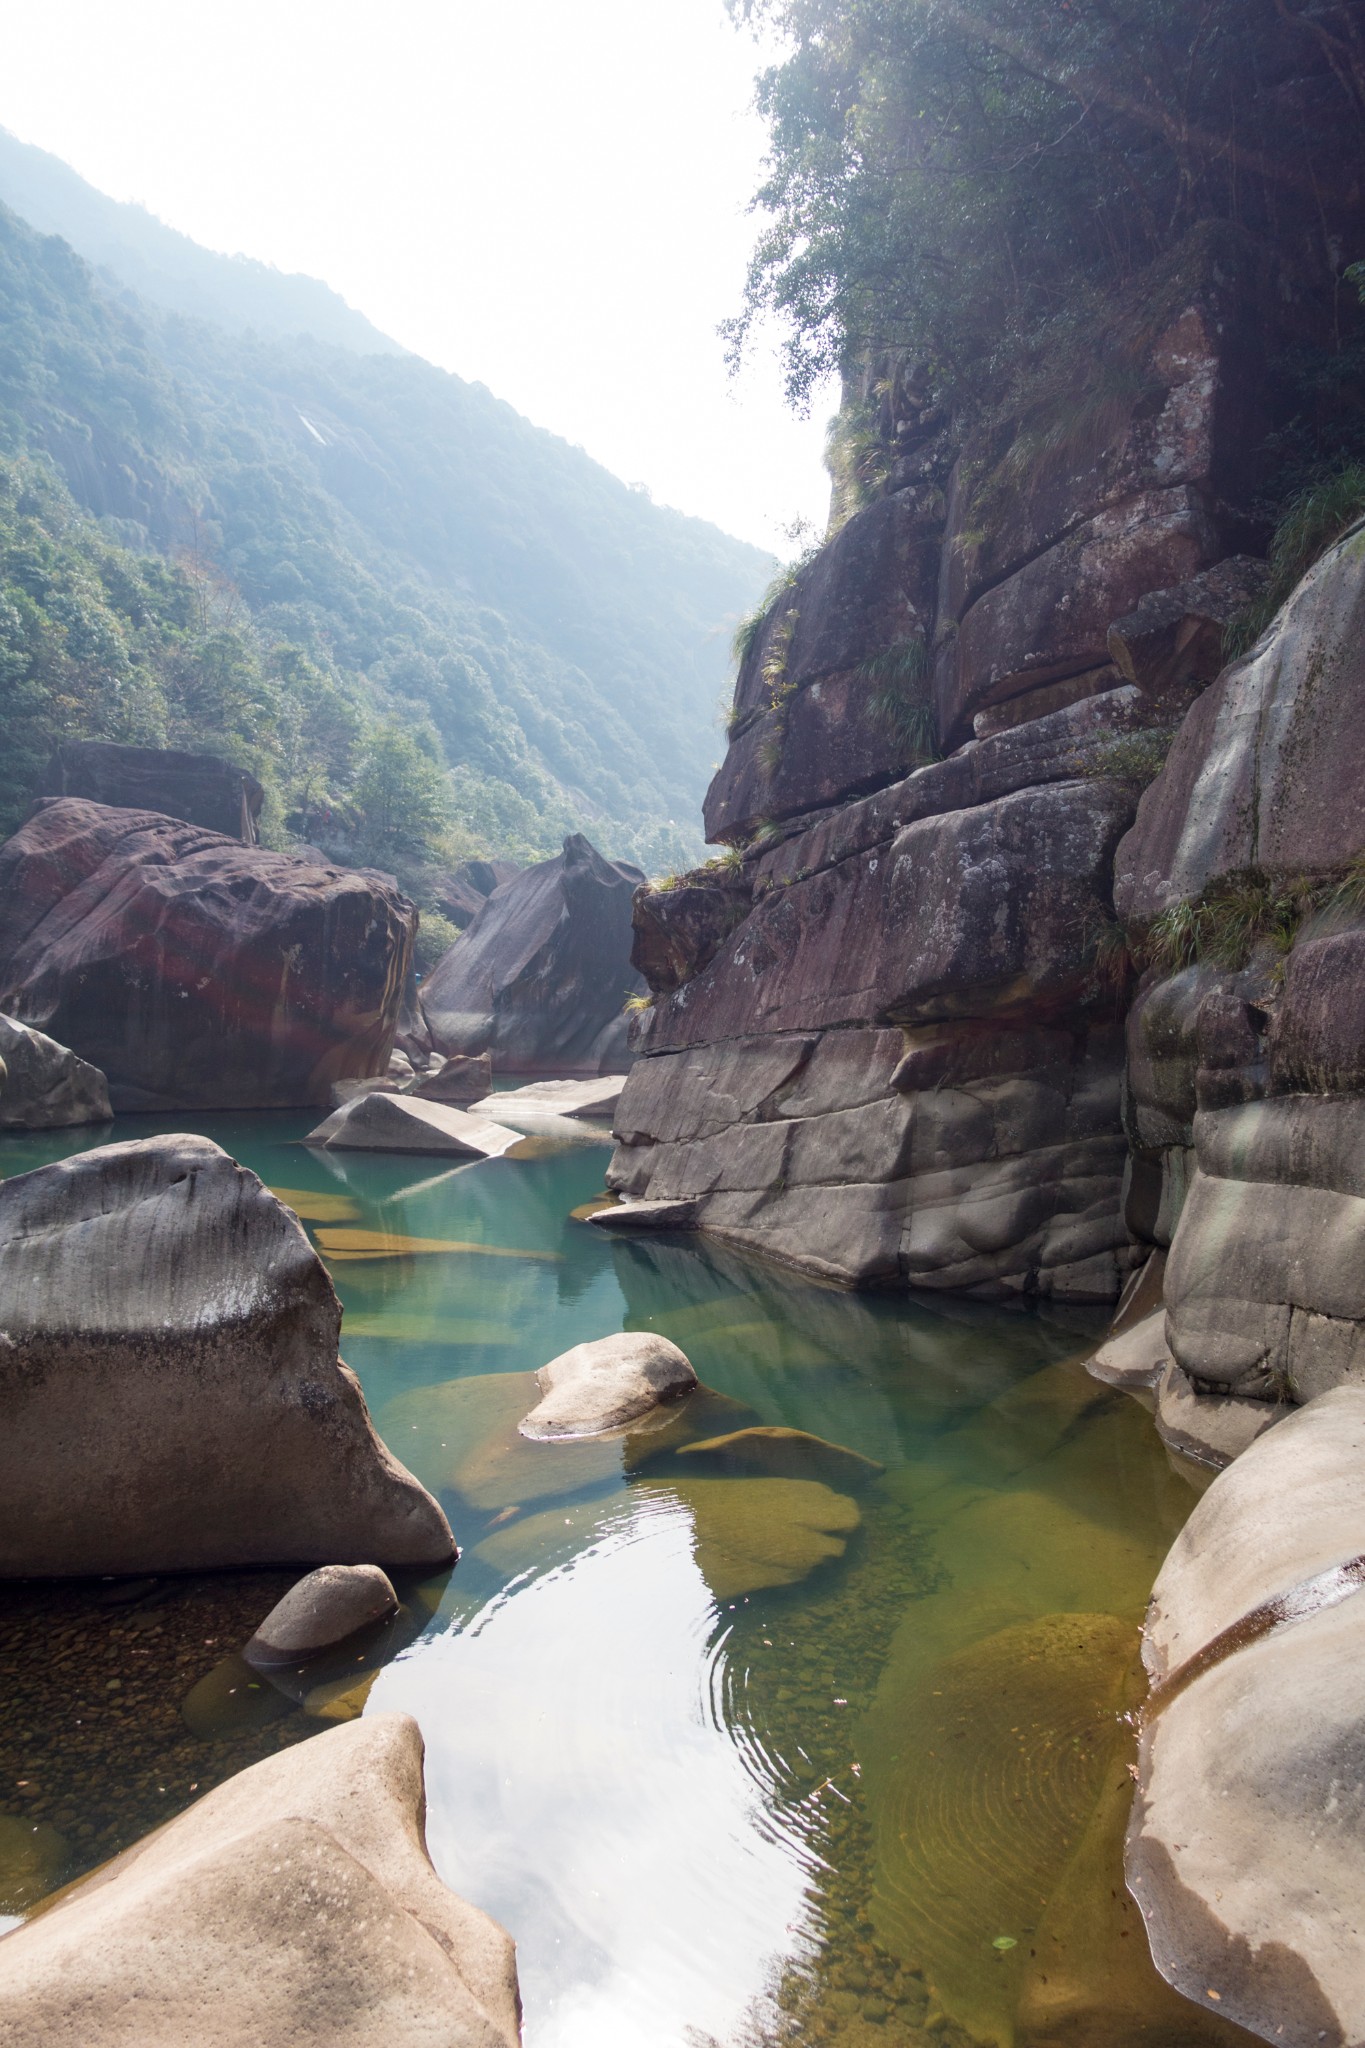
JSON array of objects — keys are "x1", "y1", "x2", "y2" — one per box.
[{"x1": 0, "y1": 0, "x2": 833, "y2": 551}]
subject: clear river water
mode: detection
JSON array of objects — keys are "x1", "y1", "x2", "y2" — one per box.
[{"x1": 0, "y1": 1109, "x2": 1254, "y2": 2048}]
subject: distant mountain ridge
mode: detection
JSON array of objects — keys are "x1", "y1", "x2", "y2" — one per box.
[
  {"x1": 0, "y1": 127, "x2": 404, "y2": 354},
  {"x1": 0, "y1": 147, "x2": 773, "y2": 874}
]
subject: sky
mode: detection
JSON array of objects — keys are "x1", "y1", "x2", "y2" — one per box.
[{"x1": 0, "y1": 0, "x2": 835, "y2": 552}]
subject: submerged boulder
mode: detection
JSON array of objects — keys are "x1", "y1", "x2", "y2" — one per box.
[
  {"x1": 0, "y1": 1714, "x2": 521, "y2": 2048},
  {"x1": 519, "y1": 1332, "x2": 698, "y2": 1440},
  {"x1": 0, "y1": 798, "x2": 414, "y2": 1110},
  {"x1": 421, "y1": 833, "x2": 645, "y2": 1074},
  {"x1": 0, "y1": 1012, "x2": 111, "y2": 1128},
  {"x1": 0, "y1": 1134, "x2": 454, "y2": 1576}
]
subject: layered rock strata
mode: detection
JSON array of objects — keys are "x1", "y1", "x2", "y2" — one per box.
[{"x1": 0, "y1": 798, "x2": 414, "y2": 1110}]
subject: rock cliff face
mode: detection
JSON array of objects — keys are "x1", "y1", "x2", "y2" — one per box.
[
  {"x1": 0, "y1": 798, "x2": 414, "y2": 1110},
  {"x1": 611, "y1": 232, "x2": 1293, "y2": 1303}
]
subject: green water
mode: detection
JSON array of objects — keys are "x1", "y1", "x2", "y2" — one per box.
[{"x1": 0, "y1": 1112, "x2": 1253, "y2": 2048}]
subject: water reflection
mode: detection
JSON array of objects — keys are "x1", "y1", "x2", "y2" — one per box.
[{"x1": 0, "y1": 1110, "x2": 1255, "y2": 2045}]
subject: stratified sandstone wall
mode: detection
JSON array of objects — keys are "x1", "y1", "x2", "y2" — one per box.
[{"x1": 611, "y1": 230, "x2": 1284, "y2": 1303}]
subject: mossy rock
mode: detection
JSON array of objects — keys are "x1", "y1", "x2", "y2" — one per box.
[
  {"x1": 674, "y1": 1424, "x2": 884, "y2": 1491},
  {"x1": 381, "y1": 1371, "x2": 621, "y2": 1512},
  {"x1": 641, "y1": 1476, "x2": 861, "y2": 1600}
]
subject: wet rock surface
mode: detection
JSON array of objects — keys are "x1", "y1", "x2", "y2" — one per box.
[
  {"x1": 0, "y1": 1134, "x2": 453, "y2": 1576},
  {"x1": 242, "y1": 1565, "x2": 399, "y2": 1668},
  {"x1": 0, "y1": 798, "x2": 414, "y2": 1110},
  {"x1": 0, "y1": 1713, "x2": 522, "y2": 2048}
]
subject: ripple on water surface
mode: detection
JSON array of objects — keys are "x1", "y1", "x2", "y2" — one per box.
[{"x1": 0, "y1": 1111, "x2": 1256, "y2": 2046}]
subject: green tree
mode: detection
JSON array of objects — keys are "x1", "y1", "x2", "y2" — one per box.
[{"x1": 351, "y1": 720, "x2": 451, "y2": 861}]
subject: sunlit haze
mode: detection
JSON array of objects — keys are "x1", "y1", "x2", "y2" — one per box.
[{"x1": 0, "y1": 0, "x2": 834, "y2": 551}]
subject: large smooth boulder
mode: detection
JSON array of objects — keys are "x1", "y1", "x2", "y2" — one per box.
[
  {"x1": 1128, "y1": 1391, "x2": 1365, "y2": 2048},
  {"x1": 0, "y1": 1134, "x2": 454, "y2": 1576},
  {"x1": 0, "y1": 1012, "x2": 111, "y2": 1128},
  {"x1": 421, "y1": 833, "x2": 645, "y2": 1074},
  {"x1": 1115, "y1": 519, "x2": 1365, "y2": 923},
  {"x1": 519, "y1": 1331, "x2": 698, "y2": 1440},
  {"x1": 0, "y1": 1713, "x2": 521, "y2": 2047},
  {"x1": 0, "y1": 799, "x2": 414, "y2": 1110},
  {"x1": 42, "y1": 739, "x2": 264, "y2": 841}
]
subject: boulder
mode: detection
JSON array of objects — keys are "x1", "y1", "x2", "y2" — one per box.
[
  {"x1": 0, "y1": 799, "x2": 414, "y2": 1111},
  {"x1": 643, "y1": 1475, "x2": 861, "y2": 1599},
  {"x1": 0, "y1": 1134, "x2": 454, "y2": 1576},
  {"x1": 469, "y1": 1075, "x2": 624, "y2": 1120},
  {"x1": 243, "y1": 1564, "x2": 399, "y2": 1669},
  {"x1": 0, "y1": 1012, "x2": 111, "y2": 1128},
  {"x1": 1114, "y1": 519, "x2": 1365, "y2": 924},
  {"x1": 0, "y1": 1714, "x2": 521, "y2": 2048},
  {"x1": 42, "y1": 739, "x2": 264, "y2": 841},
  {"x1": 433, "y1": 856, "x2": 522, "y2": 930},
  {"x1": 421, "y1": 833, "x2": 645, "y2": 1074},
  {"x1": 673, "y1": 1424, "x2": 884, "y2": 1490},
  {"x1": 1085, "y1": 1309, "x2": 1169, "y2": 1390},
  {"x1": 587, "y1": 1198, "x2": 698, "y2": 1233},
  {"x1": 519, "y1": 1331, "x2": 698, "y2": 1440},
  {"x1": 630, "y1": 875, "x2": 752, "y2": 994},
  {"x1": 1128, "y1": 1391, "x2": 1365, "y2": 2048},
  {"x1": 406, "y1": 1051, "x2": 493, "y2": 1103},
  {"x1": 304, "y1": 1091, "x2": 522, "y2": 1158}
]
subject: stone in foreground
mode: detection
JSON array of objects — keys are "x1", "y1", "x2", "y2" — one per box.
[
  {"x1": 0, "y1": 1135, "x2": 454, "y2": 1576},
  {"x1": 243, "y1": 1564, "x2": 399, "y2": 1669},
  {"x1": 0, "y1": 798, "x2": 414, "y2": 1110},
  {"x1": 1128, "y1": 1389, "x2": 1365, "y2": 2048},
  {"x1": 519, "y1": 1331, "x2": 698, "y2": 1439},
  {"x1": 0, "y1": 1012, "x2": 112, "y2": 1128},
  {"x1": 305, "y1": 1090, "x2": 522, "y2": 1158},
  {"x1": 0, "y1": 1714, "x2": 520, "y2": 2048}
]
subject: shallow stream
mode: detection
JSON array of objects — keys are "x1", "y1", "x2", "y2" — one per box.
[{"x1": 0, "y1": 1111, "x2": 1254, "y2": 2047}]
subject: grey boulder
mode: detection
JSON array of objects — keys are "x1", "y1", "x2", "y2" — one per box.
[
  {"x1": 0, "y1": 1713, "x2": 521, "y2": 2047},
  {"x1": 243, "y1": 1564, "x2": 399, "y2": 1669},
  {"x1": 421, "y1": 832, "x2": 645, "y2": 1074},
  {"x1": 519, "y1": 1332, "x2": 698, "y2": 1440},
  {"x1": 0, "y1": 1012, "x2": 111, "y2": 1128},
  {"x1": 0, "y1": 1134, "x2": 454, "y2": 1576},
  {"x1": 1128, "y1": 1390, "x2": 1365, "y2": 2048}
]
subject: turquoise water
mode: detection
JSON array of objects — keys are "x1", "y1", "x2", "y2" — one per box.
[{"x1": 0, "y1": 1111, "x2": 1252, "y2": 2047}]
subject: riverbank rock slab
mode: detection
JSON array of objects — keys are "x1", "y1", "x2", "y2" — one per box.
[
  {"x1": 0, "y1": 1134, "x2": 454, "y2": 1576},
  {"x1": 305, "y1": 1090, "x2": 522, "y2": 1158},
  {"x1": 0, "y1": 798, "x2": 414, "y2": 1110},
  {"x1": 520, "y1": 1331, "x2": 697, "y2": 1439},
  {"x1": 0, "y1": 1012, "x2": 111, "y2": 1128},
  {"x1": 0, "y1": 1713, "x2": 520, "y2": 2047}
]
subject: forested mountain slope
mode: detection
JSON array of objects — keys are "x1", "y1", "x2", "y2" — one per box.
[{"x1": 0, "y1": 172, "x2": 772, "y2": 874}]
